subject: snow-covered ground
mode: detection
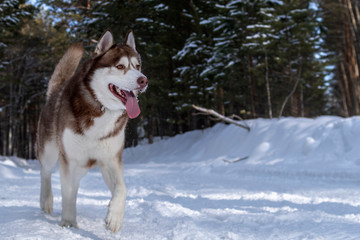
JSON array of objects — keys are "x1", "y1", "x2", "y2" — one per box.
[{"x1": 1, "y1": 116, "x2": 360, "y2": 239}]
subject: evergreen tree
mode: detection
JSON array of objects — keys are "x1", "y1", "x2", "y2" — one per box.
[
  {"x1": 0, "y1": 1, "x2": 69, "y2": 157},
  {"x1": 0, "y1": 0, "x2": 335, "y2": 157},
  {"x1": 320, "y1": 0, "x2": 360, "y2": 116},
  {"x1": 175, "y1": 0, "x2": 327, "y2": 120},
  {"x1": 267, "y1": 0, "x2": 327, "y2": 117}
]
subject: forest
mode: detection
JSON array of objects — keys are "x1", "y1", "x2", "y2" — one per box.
[{"x1": 0, "y1": 0, "x2": 359, "y2": 159}]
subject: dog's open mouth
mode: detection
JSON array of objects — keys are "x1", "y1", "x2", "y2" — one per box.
[{"x1": 108, "y1": 83, "x2": 140, "y2": 119}]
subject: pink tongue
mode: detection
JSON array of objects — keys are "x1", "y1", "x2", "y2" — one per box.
[{"x1": 123, "y1": 90, "x2": 140, "y2": 119}]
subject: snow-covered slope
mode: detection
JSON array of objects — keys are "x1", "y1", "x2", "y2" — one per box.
[{"x1": 1, "y1": 117, "x2": 360, "y2": 239}]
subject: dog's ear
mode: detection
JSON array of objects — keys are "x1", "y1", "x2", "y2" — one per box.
[
  {"x1": 95, "y1": 31, "x2": 113, "y2": 55},
  {"x1": 125, "y1": 30, "x2": 137, "y2": 52}
]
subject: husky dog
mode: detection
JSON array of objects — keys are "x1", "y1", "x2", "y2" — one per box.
[{"x1": 36, "y1": 30, "x2": 148, "y2": 232}]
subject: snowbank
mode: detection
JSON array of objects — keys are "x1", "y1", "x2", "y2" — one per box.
[
  {"x1": 1, "y1": 116, "x2": 360, "y2": 239},
  {"x1": 126, "y1": 116, "x2": 360, "y2": 172}
]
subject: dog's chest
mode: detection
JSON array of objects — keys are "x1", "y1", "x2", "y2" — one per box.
[
  {"x1": 85, "y1": 110, "x2": 125, "y2": 139},
  {"x1": 63, "y1": 110, "x2": 126, "y2": 162}
]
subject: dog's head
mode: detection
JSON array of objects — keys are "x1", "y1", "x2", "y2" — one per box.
[{"x1": 89, "y1": 30, "x2": 148, "y2": 119}]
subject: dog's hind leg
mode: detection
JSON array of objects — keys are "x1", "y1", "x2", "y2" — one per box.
[{"x1": 39, "y1": 141, "x2": 59, "y2": 214}]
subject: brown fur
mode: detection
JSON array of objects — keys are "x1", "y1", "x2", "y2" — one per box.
[
  {"x1": 117, "y1": 141, "x2": 125, "y2": 165},
  {"x1": 86, "y1": 159, "x2": 97, "y2": 168},
  {"x1": 101, "y1": 112, "x2": 128, "y2": 140},
  {"x1": 36, "y1": 44, "x2": 138, "y2": 160},
  {"x1": 46, "y1": 43, "x2": 84, "y2": 100},
  {"x1": 37, "y1": 30, "x2": 147, "y2": 232}
]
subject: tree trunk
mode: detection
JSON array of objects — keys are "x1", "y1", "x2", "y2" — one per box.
[
  {"x1": 219, "y1": 87, "x2": 225, "y2": 116},
  {"x1": 342, "y1": 0, "x2": 360, "y2": 115},
  {"x1": 248, "y1": 54, "x2": 257, "y2": 118},
  {"x1": 264, "y1": 51, "x2": 272, "y2": 118},
  {"x1": 279, "y1": 60, "x2": 303, "y2": 118},
  {"x1": 340, "y1": 62, "x2": 352, "y2": 117}
]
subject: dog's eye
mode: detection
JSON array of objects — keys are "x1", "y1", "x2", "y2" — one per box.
[{"x1": 116, "y1": 64, "x2": 125, "y2": 70}]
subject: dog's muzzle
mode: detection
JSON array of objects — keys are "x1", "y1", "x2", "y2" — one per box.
[{"x1": 137, "y1": 76, "x2": 148, "y2": 92}]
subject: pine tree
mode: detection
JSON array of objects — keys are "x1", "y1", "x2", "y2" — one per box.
[
  {"x1": 320, "y1": 0, "x2": 360, "y2": 116},
  {"x1": 0, "y1": 1, "x2": 69, "y2": 158},
  {"x1": 272, "y1": 1, "x2": 325, "y2": 116},
  {"x1": 0, "y1": 0, "x2": 333, "y2": 157}
]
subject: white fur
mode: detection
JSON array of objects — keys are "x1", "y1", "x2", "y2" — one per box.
[
  {"x1": 87, "y1": 109, "x2": 124, "y2": 139},
  {"x1": 61, "y1": 110, "x2": 127, "y2": 230},
  {"x1": 39, "y1": 30, "x2": 146, "y2": 233},
  {"x1": 63, "y1": 109, "x2": 125, "y2": 161},
  {"x1": 59, "y1": 160, "x2": 88, "y2": 228},
  {"x1": 118, "y1": 57, "x2": 129, "y2": 67},
  {"x1": 90, "y1": 58, "x2": 145, "y2": 111},
  {"x1": 40, "y1": 140, "x2": 59, "y2": 172},
  {"x1": 101, "y1": 162, "x2": 126, "y2": 232},
  {"x1": 62, "y1": 123, "x2": 125, "y2": 164},
  {"x1": 126, "y1": 31, "x2": 136, "y2": 51},
  {"x1": 60, "y1": 55, "x2": 144, "y2": 232},
  {"x1": 130, "y1": 57, "x2": 140, "y2": 69},
  {"x1": 95, "y1": 31, "x2": 113, "y2": 55},
  {"x1": 40, "y1": 140, "x2": 58, "y2": 214}
]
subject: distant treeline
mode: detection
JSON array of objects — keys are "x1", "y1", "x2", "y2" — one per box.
[{"x1": 1, "y1": 0, "x2": 359, "y2": 158}]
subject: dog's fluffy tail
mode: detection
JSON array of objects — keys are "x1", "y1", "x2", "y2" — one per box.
[{"x1": 46, "y1": 43, "x2": 84, "y2": 100}]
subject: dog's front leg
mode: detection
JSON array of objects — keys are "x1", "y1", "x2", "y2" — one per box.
[
  {"x1": 100, "y1": 160, "x2": 126, "y2": 233},
  {"x1": 59, "y1": 158, "x2": 88, "y2": 228}
]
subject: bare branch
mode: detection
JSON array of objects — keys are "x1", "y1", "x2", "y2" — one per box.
[
  {"x1": 192, "y1": 104, "x2": 250, "y2": 131},
  {"x1": 192, "y1": 112, "x2": 210, "y2": 117},
  {"x1": 228, "y1": 114, "x2": 245, "y2": 121},
  {"x1": 209, "y1": 116, "x2": 221, "y2": 121},
  {"x1": 223, "y1": 156, "x2": 249, "y2": 163}
]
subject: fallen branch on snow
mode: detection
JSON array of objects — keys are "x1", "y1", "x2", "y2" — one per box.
[
  {"x1": 192, "y1": 104, "x2": 250, "y2": 131},
  {"x1": 223, "y1": 156, "x2": 249, "y2": 163}
]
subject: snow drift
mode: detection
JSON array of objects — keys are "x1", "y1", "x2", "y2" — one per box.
[
  {"x1": 126, "y1": 116, "x2": 360, "y2": 171},
  {"x1": 1, "y1": 116, "x2": 360, "y2": 239}
]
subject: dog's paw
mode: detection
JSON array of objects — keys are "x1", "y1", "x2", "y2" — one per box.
[
  {"x1": 41, "y1": 193, "x2": 53, "y2": 214},
  {"x1": 61, "y1": 219, "x2": 78, "y2": 229},
  {"x1": 105, "y1": 211, "x2": 123, "y2": 233}
]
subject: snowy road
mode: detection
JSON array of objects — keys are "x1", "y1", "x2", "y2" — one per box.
[
  {"x1": 123, "y1": 161, "x2": 360, "y2": 239},
  {"x1": 1, "y1": 117, "x2": 360, "y2": 239}
]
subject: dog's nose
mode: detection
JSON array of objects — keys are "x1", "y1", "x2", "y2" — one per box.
[{"x1": 137, "y1": 76, "x2": 148, "y2": 88}]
